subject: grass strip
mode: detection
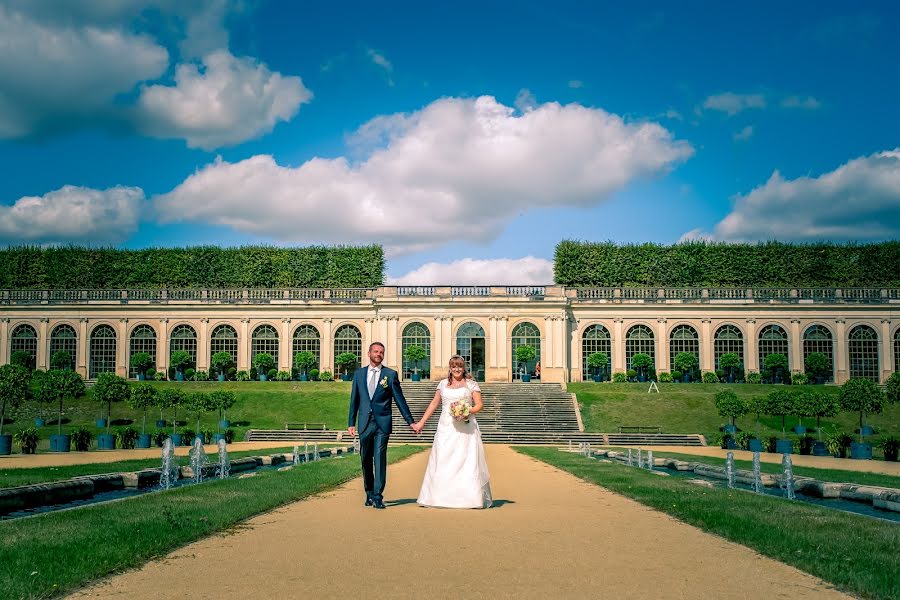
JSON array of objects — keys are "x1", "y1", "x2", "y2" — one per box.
[
  {"x1": 516, "y1": 446, "x2": 900, "y2": 600},
  {"x1": 604, "y1": 448, "x2": 900, "y2": 489},
  {"x1": 0, "y1": 445, "x2": 423, "y2": 600},
  {"x1": 0, "y1": 445, "x2": 341, "y2": 489}
]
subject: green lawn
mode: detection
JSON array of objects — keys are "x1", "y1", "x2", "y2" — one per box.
[
  {"x1": 0, "y1": 445, "x2": 424, "y2": 600},
  {"x1": 517, "y1": 446, "x2": 900, "y2": 600}
]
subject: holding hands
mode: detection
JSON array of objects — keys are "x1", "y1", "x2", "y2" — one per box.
[{"x1": 410, "y1": 421, "x2": 424, "y2": 434}]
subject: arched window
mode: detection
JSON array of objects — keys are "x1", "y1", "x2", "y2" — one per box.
[
  {"x1": 401, "y1": 322, "x2": 431, "y2": 379},
  {"x1": 669, "y1": 325, "x2": 699, "y2": 373},
  {"x1": 625, "y1": 325, "x2": 655, "y2": 371},
  {"x1": 251, "y1": 324, "x2": 280, "y2": 367},
  {"x1": 50, "y1": 324, "x2": 78, "y2": 370},
  {"x1": 333, "y1": 325, "x2": 362, "y2": 376},
  {"x1": 292, "y1": 325, "x2": 321, "y2": 371},
  {"x1": 129, "y1": 324, "x2": 157, "y2": 379},
  {"x1": 210, "y1": 324, "x2": 238, "y2": 367},
  {"x1": 714, "y1": 324, "x2": 744, "y2": 370},
  {"x1": 10, "y1": 324, "x2": 37, "y2": 369},
  {"x1": 89, "y1": 324, "x2": 117, "y2": 378},
  {"x1": 169, "y1": 324, "x2": 197, "y2": 368},
  {"x1": 511, "y1": 322, "x2": 541, "y2": 380},
  {"x1": 848, "y1": 325, "x2": 879, "y2": 381},
  {"x1": 803, "y1": 325, "x2": 834, "y2": 382},
  {"x1": 758, "y1": 324, "x2": 789, "y2": 372},
  {"x1": 455, "y1": 322, "x2": 486, "y2": 382},
  {"x1": 582, "y1": 324, "x2": 611, "y2": 381}
]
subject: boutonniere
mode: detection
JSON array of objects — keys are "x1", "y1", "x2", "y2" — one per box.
[{"x1": 380, "y1": 376, "x2": 388, "y2": 389}]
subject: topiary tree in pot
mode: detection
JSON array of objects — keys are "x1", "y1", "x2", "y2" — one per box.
[
  {"x1": 92, "y1": 373, "x2": 131, "y2": 449},
  {"x1": 293, "y1": 351, "x2": 317, "y2": 381},
  {"x1": 253, "y1": 353, "x2": 275, "y2": 381},
  {"x1": 673, "y1": 352, "x2": 698, "y2": 383},
  {"x1": 714, "y1": 390, "x2": 747, "y2": 435},
  {"x1": 169, "y1": 350, "x2": 193, "y2": 382},
  {"x1": 10, "y1": 350, "x2": 34, "y2": 371},
  {"x1": 839, "y1": 378, "x2": 885, "y2": 459},
  {"x1": 515, "y1": 345, "x2": 537, "y2": 382},
  {"x1": 50, "y1": 350, "x2": 73, "y2": 371},
  {"x1": 128, "y1": 382, "x2": 158, "y2": 448},
  {"x1": 185, "y1": 392, "x2": 213, "y2": 439},
  {"x1": 335, "y1": 352, "x2": 358, "y2": 381},
  {"x1": 718, "y1": 353, "x2": 741, "y2": 383},
  {"x1": 630, "y1": 353, "x2": 653, "y2": 383},
  {"x1": 798, "y1": 389, "x2": 840, "y2": 455},
  {"x1": 403, "y1": 345, "x2": 427, "y2": 381},
  {"x1": 38, "y1": 369, "x2": 86, "y2": 452},
  {"x1": 804, "y1": 352, "x2": 831, "y2": 384},
  {"x1": 211, "y1": 351, "x2": 234, "y2": 382},
  {"x1": 159, "y1": 388, "x2": 186, "y2": 445},
  {"x1": 586, "y1": 352, "x2": 609, "y2": 382},
  {"x1": 765, "y1": 388, "x2": 795, "y2": 453},
  {"x1": 0, "y1": 364, "x2": 33, "y2": 455},
  {"x1": 210, "y1": 390, "x2": 237, "y2": 434},
  {"x1": 763, "y1": 353, "x2": 789, "y2": 384},
  {"x1": 130, "y1": 352, "x2": 154, "y2": 381}
]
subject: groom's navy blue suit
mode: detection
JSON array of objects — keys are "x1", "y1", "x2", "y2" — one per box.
[{"x1": 348, "y1": 365, "x2": 414, "y2": 504}]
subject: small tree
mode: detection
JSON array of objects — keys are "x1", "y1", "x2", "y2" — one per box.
[
  {"x1": 714, "y1": 390, "x2": 747, "y2": 429},
  {"x1": 293, "y1": 351, "x2": 318, "y2": 378},
  {"x1": 673, "y1": 352, "x2": 698, "y2": 380},
  {"x1": 885, "y1": 371, "x2": 900, "y2": 406},
  {"x1": 169, "y1": 350, "x2": 193, "y2": 378},
  {"x1": 839, "y1": 378, "x2": 885, "y2": 440},
  {"x1": 10, "y1": 350, "x2": 34, "y2": 371},
  {"x1": 50, "y1": 350, "x2": 73, "y2": 371},
  {"x1": 403, "y1": 345, "x2": 427, "y2": 376},
  {"x1": 209, "y1": 390, "x2": 237, "y2": 429},
  {"x1": 92, "y1": 373, "x2": 131, "y2": 436},
  {"x1": 0, "y1": 364, "x2": 33, "y2": 437},
  {"x1": 747, "y1": 395, "x2": 767, "y2": 436},
  {"x1": 586, "y1": 352, "x2": 609, "y2": 379},
  {"x1": 719, "y1": 353, "x2": 741, "y2": 382},
  {"x1": 630, "y1": 353, "x2": 653, "y2": 380},
  {"x1": 253, "y1": 353, "x2": 275, "y2": 379},
  {"x1": 804, "y1": 352, "x2": 831, "y2": 382},
  {"x1": 335, "y1": 352, "x2": 358, "y2": 377},
  {"x1": 186, "y1": 392, "x2": 213, "y2": 434},
  {"x1": 31, "y1": 369, "x2": 50, "y2": 422},
  {"x1": 211, "y1": 351, "x2": 234, "y2": 379},
  {"x1": 763, "y1": 353, "x2": 788, "y2": 382},
  {"x1": 515, "y1": 345, "x2": 537, "y2": 377},
  {"x1": 128, "y1": 383, "x2": 158, "y2": 436},
  {"x1": 158, "y1": 388, "x2": 185, "y2": 435},
  {"x1": 130, "y1": 352, "x2": 154, "y2": 379},
  {"x1": 765, "y1": 388, "x2": 795, "y2": 438},
  {"x1": 799, "y1": 390, "x2": 840, "y2": 441}
]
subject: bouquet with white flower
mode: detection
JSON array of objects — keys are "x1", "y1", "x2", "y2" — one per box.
[{"x1": 449, "y1": 398, "x2": 471, "y2": 423}]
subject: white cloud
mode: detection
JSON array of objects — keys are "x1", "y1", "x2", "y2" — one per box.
[
  {"x1": 663, "y1": 109, "x2": 683, "y2": 121},
  {"x1": 733, "y1": 125, "x2": 754, "y2": 141},
  {"x1": 366, "y1": 47, "x2": 394, "y2": 86},
  {"x1": 0, "y1": 5, "x2": 169, "y2": 138},
  {"x1": 514, "y1": 89, "x2": 538, "y2": 113},
  {"x1": 136, "y1": 50, "x2": 312, "y2": 150},
  {"x1": 153, "y1": 95, "x2": 693, "y2": 254},
  {"x1": 0, "y1": 185, "x2": 143, "y2": 245},
  {"x1": 387, "y1": 257, "x2": 554, "y2": 285},
  {"x1": 683, "y1": 149, "x2": 900, "y2": 242},
  {"x1": 702, "y1": 92, "x2": 766, "y2": 116},
  {"x1": 782, "y1": 95, "x2": 822, "y2": 110},
  {"x1": 568, "y1": 80, "x2": 584, "y2": 89}
]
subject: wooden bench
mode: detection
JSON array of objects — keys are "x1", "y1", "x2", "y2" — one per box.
[
  {"x1": 284, "y1": 422, "x2": 327, "y2": 431},
  {"x1": 617, "y1": 425, "x2": 662, "y2": 434}
]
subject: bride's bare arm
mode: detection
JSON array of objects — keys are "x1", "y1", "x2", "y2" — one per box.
[
  {"x1": 469, "y1": 390, "x2": 483, "y2": 414},
  {"x1": 413, "y1": 389, "x2": 442, "y2": 432}
]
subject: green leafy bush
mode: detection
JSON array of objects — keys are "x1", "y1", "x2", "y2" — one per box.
[
  {"x1": 658, "y1": 371, "x2": 672, "y2": 383},
  {"x1": 612, "y1": 372, "x2": 627, "y2": 383},
  {"x1": 319, "y1": 370, "x2": 333, "y2": 381},
  {"x1": 116, "y1": 427, "x2": 139, "y2": 449},
  {"x1": 71, "y1": 426, "x2": 93, "y2": 451},
  {"x1": 746, "y1": 371, "x2": 762, "y2": 384},
  {"x1": 14, "y1": 427, "x2": 40, "y2": 454},
  {"x1": 702, "y1": 371, "x2": 720, "y2": 383}
]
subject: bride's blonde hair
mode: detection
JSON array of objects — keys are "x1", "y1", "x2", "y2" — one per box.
[{"x1": 447, "y1": 354, "x2": 473, "y2": 382}]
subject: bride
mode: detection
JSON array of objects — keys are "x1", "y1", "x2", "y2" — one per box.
[{"x1": 412, "y1": 355, "x2": 492, "y2": 509}]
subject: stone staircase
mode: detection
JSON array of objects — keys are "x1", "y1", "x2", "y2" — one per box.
[{"x1": 245, "y1": 382, "x2": 703, "y2": 446}]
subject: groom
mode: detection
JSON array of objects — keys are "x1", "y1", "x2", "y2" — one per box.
[{"x1": 347, "y1": 342, "x2": 416, "y2": 509}]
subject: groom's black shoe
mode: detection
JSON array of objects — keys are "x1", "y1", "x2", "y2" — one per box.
[
  {"x1": 372, "y1": 500, "x2": 386, "y2": 509},
  {"x1": 364, "y1": 498, "x2": 374, "y2": 507}
]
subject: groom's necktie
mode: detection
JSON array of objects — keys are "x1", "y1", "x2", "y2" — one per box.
[{"x1": 368, "y1": 368, "x2": 378, "y2": 398}]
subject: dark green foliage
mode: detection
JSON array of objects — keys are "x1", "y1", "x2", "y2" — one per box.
[
  {"x1": 553, "y1": 240, "x2": 900, "y2": 287},
  {"x1": 0, "y1": 245, "x2": 384, "y2": 289}
]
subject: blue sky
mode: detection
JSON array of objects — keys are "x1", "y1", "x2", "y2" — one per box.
[{"x1": 1, "y1": 1, "x2": 899, "y2": 284}]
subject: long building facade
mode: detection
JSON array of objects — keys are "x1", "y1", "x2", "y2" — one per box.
[{"x1": 1, "y1": 285, "x2": 898, "y2": 384}]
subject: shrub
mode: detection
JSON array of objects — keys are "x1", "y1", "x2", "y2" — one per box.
[
  {"x1": 267, "y1": 368, "x2": 278, "y2": 380},
  {"x1": 765, "y1": 435, "x2": 778, "y2": 453},
  {"x1": 249, "y1": 367, "x2": 258, "y2": 380},
  {"x1": 626, "y1": 369, "x2": 637, "y2": 380},
  {"x1": 153, "y1": 430, "x2": 168, "y2": 447},
  {"x1": 185, "y1": 368, "x2": 196, "y2": 381},
  {"x1": 154, "y1": 371, "x2": 166, "y2": 381},
  {"x1": 613, "y1": 372, "x2": 626, "y2": 383},
  {"x1": 14, "y1": 427, "x2": 40, "y2": 454},
  {"x1": 10, "y1": 350, "x2": 34, "y2": 370},
  {"x1": 145, "y1": 368, "x2": 156, "y2": 379},
  {"x1": 181, "y1": 429, "x2": 195, "y2": 445},
  {"x1": 116, "y1": 427, "x2": 139, "y2": 449},
  {"x1": 224, "y1": 428, "x2": 235, "y2": 443},
  {"x1": 309, "y1": 368, "x2": 320, "y2": 381},
  {"x1": 877, "y1": 436, "x2": 899, "y2": 461},
  {"x1": 746, "y1": 371, "x2": 762, "y2": 384},
  {"x1": 672, "y1": 370, "x2": 682, "y2": 380},
  {"x1": 276, "y1": 370, "x2": 292, "y2": 381},
  {"x1": 319, "y1": 370, "x2": 333, "y2": 381},
  {"x1": 804, "y1": 352, "x2": 832, "y2": 379},
  {"x1": 825, "y1": 431, "x2": 853, "y2": 457},
  {"x1": 791, "y1": 371, "x2": 808, "y2": 385},
  {"x1": 702, "y1": 371, "x2": 720, "y2": 383},
  {"x1": 886, "y1": 371, "x2": 900, "y2": 405},
  {"x1": 71, "y1": 426, "x2": 93, "y2": 451},
  {"x1": 736, "y1": 431, "x2": 753, "y2": 450},
  {"x1": 236, "y1": 370, "x2": 250, "y2": 381},
  {"x1": 194, "y1": 370, "x2": 209, "y2": 382},
  {"x1": 167, "y1": 367, "x2": 176, "y2": 380},
  {"x1": 227, "y1": 367, "x2": 237, "y2": 380},
  {"x1": 658, "y1": 371, "x2": 672, "y2": 383},
  {"x1": 50, "y1": 350, "x2": 73, "y2": 371}
]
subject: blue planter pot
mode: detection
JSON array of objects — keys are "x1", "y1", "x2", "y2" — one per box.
[
  {"x1": 137, "y1": 372, "x2": 146, "y2": 381},
  {"x1": 850, "y1": 442, "x2": 872, "y2": 460},
  {"x1": 259, "y1": 373, "x2": 268, "y2": 381},
  {"x1": 341, "y1": 373, "x2": 351, "y2": 381},
  {"x1": 97, "y1": 434, "x2": 116, "y2": 450},
  {"x1": 299, "y1": 374, "x2": 309, "y2": 382},
  {"x1": 522, "y1": 374, "x2": 532, "y2": 382},
  {"x1": 812, "y1": 441, "x2": 829, "y2": 456},
  {"x1": 775, "y1": 439, "x2": 793, "y2": 454},
  {"x1": 748, "y1": 438, "x2": 763, "y2": 452},
  {"x1": 411, "y1": 373, "x2": 421, "y2": 382},
  {"x1": 683, "y1": 374, "x2": 691, "y2": 383},
  {"x1": 34, "y1": 418, "x2": 45, "y2": 427},
  {"x1": 96, "y1": 418, "x2": 108, "y2": 428},
  {"x1": 723, "y1": 424, "x2": 736, "y2": 433},
  {"x1": 170, "y1": 433, "x2": 182, "y2": 446},
  {"x1": 218, "y1": 373, "x2": 226, "y2": 382},
  {"x1": 155, "y1": 419, "x2": 167, "y2": 428},
  {"x1": 136, "y1": 434, "x2": 152, "y2": 449},
  {"x1": 592, "y1": 374, "x2": 603, "y2": 383},
  {"x1": 50, "y1": 434, "x2": 71, "y2": 452},
  {"x1": 859, "y1": 425, "x2": 875, "y2": 436},
  {"x1": 792, "y1": 425, "x2": 807, "y2": 434},
  {"x1": 213, "y1": 433, "x2": 226, "y2": 443},
  {"x1": 219, "y1": 420, "x2": 230, "y2": 429},
  {"x1": 0, "y1": 434, "x2": 11, "y2": 455}
]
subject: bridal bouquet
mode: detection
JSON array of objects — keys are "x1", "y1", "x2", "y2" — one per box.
[{"x1": 449, "y1": 399, "x2": 471, "y2": 423}]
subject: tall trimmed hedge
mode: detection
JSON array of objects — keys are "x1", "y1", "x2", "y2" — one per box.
[
  {"x1": 554, "y1": 241, "x2": 900, "y2": 287},
  {"x1": 0, "y1": 245, "x2": 384, "y2": 289}
]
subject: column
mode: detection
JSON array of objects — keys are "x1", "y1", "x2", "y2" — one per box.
[
  {"x1": 279, "y1": 318, "x2": 292, "y2": 371},
  {"x1": 881, "y1": 319, "x2": 892, "y2": 383},
  {"x1": 321, "y1": 318, "x2": 333, "y2": 374},
  {"x1": 495, "y1": 317, "x2": 507, "y2": 369},
  {"x1": 789, "y1": 319, "x2": 803, "y2": 374},
  {"x1": 0, "y1": 318, "x2": 9, "y2": 365},
  {"x1": 385, "y1": 316, "x2": 399, "y2": 370},
  {"x1": 237, "y1": 318, "x2": 250, "y2": 372},
  {"x1": 443, "y1": 317, "x2": 455, "y2": 364},
  {"x1": 543, "y1": 315, "x2": 555, "y2": 368},
  {"x1": 37, "y1": 317, "x2": 50, "y2": 370},
  {"x1": 834, "y1": 318, "x2": 848, "y2": 384},
  {"x1": 700, "y1": 319, "x2": 713, "y2": 372},
  {"x1": 198, "y1": 318, "x2": 210, "y2": 371},
  {"x1": 612, "y1": 319, "x2": 625, "y2": 373},
  {"x1": 431, "y1": 316, "x2": 444, "y2": 374},
  {"x1": 569, "y1": 317, "x2": 581, "y2": 382},
  {"x1": 655, "y1": 318, "x2": 667, "y2": 374},
  {"x1": 744, "y1": 319, "x2": 758, "y2": 372},
  {"x1": 158, "y1": 318, "x2": 170, "y2": 374},
  {"x1": 78, "y1": 318, "x2": 89, "y2": 378},
  {"x1": 488, "y1": 316, "x2": 498, "y2": 368},
  {"x1": 116, "y1": 318, "x2": 128, "y2": 377}
]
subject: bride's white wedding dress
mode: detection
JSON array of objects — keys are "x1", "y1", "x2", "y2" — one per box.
[{"x1": 417, "y1": 378, "x2": 492, "y2": 509}]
